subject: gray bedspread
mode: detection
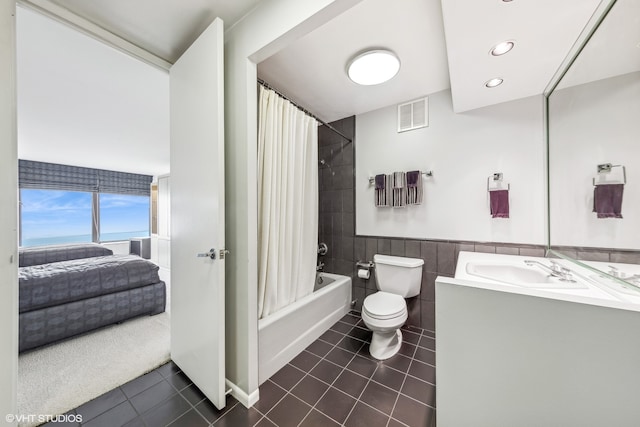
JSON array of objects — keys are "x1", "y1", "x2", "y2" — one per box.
[
  {"x1": 19, "y1": 254, "x2": 161, "y2": 313},
  {"x1": 19, "y1": 282, "x2": 165, "y2": 352},
  {"x1": 19, "y1": 243, "x2": 114, "y2": 267}
]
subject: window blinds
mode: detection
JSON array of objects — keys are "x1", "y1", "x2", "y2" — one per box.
[{"x1": 19, "y1": 160, "x2": 153, "y2": 196}]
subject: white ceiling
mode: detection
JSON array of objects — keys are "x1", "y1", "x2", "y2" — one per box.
[
  {"x1": 44, "y1": 0, "x2": 263, "y2": 63},
  {"x1": 440, "y1": 0, "x2": 602, "y2": 112},
  {"x1": 17, "y1": 0, "x2": 611, "y2": 175},
  {"x1": 258, "y1": 0, "x2": 450, "y2": 123},
  {"x1": 17, "y1": 6, "x2": 170, "y2": 176},
  {"x1": 17, "y1": 0, "x2": 263, "y2": 176},
  {"x1": 259, "y1": 0, "x2": 602, "y2": 117}
]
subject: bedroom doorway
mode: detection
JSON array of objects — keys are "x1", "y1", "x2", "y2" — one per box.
[
  {"x1": 13, "y1": 4, "x2": 172, "y2": 420},
  {"x1": 9, "y1": 3, "x2": 227, "y2": 419}
]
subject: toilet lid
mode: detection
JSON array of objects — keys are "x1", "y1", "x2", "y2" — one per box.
[{"x1": 363, "y1": 292, "x2": 407, "y2": 320}]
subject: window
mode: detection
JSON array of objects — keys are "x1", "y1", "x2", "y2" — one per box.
[
  {"x1": 99, "y1": 194, "x2": 150, "y2": 241},
  {"x1": 20, "y1": 189, "x2": 93, "y2": 247},
  {"x1": 18, "y1": 160, "x2": 153, "y2": 247}
]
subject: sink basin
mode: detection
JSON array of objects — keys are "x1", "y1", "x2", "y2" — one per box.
[{"x1": 465, "y1": 262, "x2": 588, "y2": 289}]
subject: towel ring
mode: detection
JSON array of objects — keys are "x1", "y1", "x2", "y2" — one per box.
[
  {"x1": 592, "y1": 164, "x2": 626, "y2": 186},
  {"x1": 487, "y1": 174, "x2": 510, "y2": 192}
]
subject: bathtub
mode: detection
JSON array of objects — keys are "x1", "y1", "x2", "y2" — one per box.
[{"x1": 258, "y1": 272, "x2": 352, "y2": 384}]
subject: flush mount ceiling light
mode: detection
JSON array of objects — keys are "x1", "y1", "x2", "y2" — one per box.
[
  {"x1": 490, "y1": 41, "x2": 515, "y2": 56},
  {"x1": 485, "y1": 78, "x2": 504, "y2": 88},
  {"x1": 347, "y1": 50, "x2": 400, "y2": 85}
]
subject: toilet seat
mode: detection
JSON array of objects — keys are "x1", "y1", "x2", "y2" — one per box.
[
  {"x1": 363, "y1": 292, "x2": 407, "y2": 320},
  {"x1": 361, "y1": 292, "x2": 407, "y2": 360}
]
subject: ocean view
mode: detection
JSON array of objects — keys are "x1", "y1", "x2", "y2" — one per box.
[{"x1": 21, "y1": 231, "x2": 149, "y2": 247}]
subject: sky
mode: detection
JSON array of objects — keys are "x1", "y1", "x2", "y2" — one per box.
[{"x1": 21, "y1": 189, "x2": 149, "y2": 240}]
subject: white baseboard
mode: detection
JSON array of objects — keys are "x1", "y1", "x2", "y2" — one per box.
[{"x1": 225, "y1": 378, "x2": 259, "y2": 408}]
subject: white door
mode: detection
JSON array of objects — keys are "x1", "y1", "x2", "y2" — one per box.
[{"x1": 169, "y1": 18, "x2": 226, "y2": 410}]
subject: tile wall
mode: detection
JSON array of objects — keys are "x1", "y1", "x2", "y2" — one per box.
[
  {"x1": 318, "y1": 116, "x2": 640, "y2": 331},
  {"x1": 318, "y1": 116, "x2": 356, "y2": 281}
]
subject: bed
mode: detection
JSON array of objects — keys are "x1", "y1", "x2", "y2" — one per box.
[{"x1": 18, "y1": 243, "x2": 166, "y2": 353}]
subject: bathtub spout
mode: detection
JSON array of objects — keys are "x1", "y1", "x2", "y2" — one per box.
[{"x1": 316, "y1": 262, "x2": 325, "y2": 272}]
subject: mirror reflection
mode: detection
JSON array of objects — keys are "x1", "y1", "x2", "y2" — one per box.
[{"x1": 548, "y1": 0, "x2": 640, "y2": 276}]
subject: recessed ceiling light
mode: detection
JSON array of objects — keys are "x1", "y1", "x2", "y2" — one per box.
[
  {"x1": 347, "y1": 50, "x2": 400, "y2": 85},
  {"x1": 490, "y1": 41, "x2": 515, "y2": 56},
  {"x1": 485, "y1": 78, "x2": 504, "y2": 88}
]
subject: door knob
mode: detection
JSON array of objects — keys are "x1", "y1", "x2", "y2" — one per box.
[{"x1": 197, "y1": 248, "x2": 216, "y2": 259}]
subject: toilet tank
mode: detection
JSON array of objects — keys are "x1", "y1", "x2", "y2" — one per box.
[{"x1": 373, "y1": 254, "x2": 424, "y2": 298}]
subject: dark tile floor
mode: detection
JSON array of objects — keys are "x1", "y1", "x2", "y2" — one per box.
[{"x1": 50, "y1": 311, "x2": 436, "y2": 427}]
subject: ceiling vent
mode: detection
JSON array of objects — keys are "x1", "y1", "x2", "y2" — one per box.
[{"x1": 397, "y1": 97, "x2": 428, "y2": 132}]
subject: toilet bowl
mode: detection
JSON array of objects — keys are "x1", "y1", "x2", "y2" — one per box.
[
  {"x1": 362, "y1": 291, "x2": 408, "y2": 360},
  {"x1": 361, "y1": 254, "x2": 424, "y2": 360}
]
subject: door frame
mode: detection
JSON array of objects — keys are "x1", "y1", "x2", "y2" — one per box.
[
  {"x1": 1, "y1": 0, "x2": 18, "y2": 421},
  {"x1": 222, "y1": 0, "x2": 363, "y2": 406}
]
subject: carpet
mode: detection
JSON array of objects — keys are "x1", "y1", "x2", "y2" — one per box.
[{"x1": 18, "y1": 312, "x2": 170, "y2": 427}]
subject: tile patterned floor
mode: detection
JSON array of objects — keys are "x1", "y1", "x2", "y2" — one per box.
[{"x1": 49, "y1": 311, "x2": 436, "y2": 427}]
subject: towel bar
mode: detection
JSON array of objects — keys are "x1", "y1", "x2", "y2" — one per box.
[{"x1": 368, "y1": 170, "x2": 432, "y2": 186}]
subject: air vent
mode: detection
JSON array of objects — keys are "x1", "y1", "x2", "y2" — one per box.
[{"x1": 397, "y1": 97, "x2": 428, "y2": 132}]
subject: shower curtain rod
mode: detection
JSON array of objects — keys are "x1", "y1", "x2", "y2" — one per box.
[{"x1": 257, "y1": 78, "x2": 353, "y2": 143}]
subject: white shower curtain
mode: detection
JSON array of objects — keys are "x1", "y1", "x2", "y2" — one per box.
[{"x1": 257, "y1": 86, "x2": 319, "y2": 319}]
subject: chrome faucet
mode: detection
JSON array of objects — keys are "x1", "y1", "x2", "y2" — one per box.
[
  {"x1": 524, "y1": 259, "x2": 575, "y2": 282},
  {"x1": 627, "y1": 275, "x2": 640, "y2": 284},
  {"x1": 608, "y1": 265, "x2": 640, "y2": 284},
  {"x1": 316, "y1": 262, "x2": 325, "y2": 272},
  {"x1": 608, "y1": 265, "x2": 621, "y2": 278}
]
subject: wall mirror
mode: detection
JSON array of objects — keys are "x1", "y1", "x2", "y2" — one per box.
[{"x1": 547, "y1": 0, "x2": 640, "y2": 289}]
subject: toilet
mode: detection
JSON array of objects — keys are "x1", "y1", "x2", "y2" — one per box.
[{"x1": 361, "y1": 254, "x2": 424, "y2": 360}]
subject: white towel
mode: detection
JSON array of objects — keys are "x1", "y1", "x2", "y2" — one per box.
[{"x1": 392, "y1": 172, "x2": 406, "y2": 208}]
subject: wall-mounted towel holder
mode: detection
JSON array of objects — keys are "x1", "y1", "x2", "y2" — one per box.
[
  {"x1": 487, "y1": 173, "x2": 510, "y2": 192},
  {"x1": 356, "y1": 260, "x2": 374, "y2": 280},
  {"x1": 368, "y1": 170, "x2": 433, "y2": 186},
  {"x1": 593, "y1": 163, "x2": 626, "y2": 186}
]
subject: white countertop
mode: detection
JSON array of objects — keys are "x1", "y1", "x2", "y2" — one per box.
[{"x1": 453, "y1": 251, "x2": 640, "y2": 312}]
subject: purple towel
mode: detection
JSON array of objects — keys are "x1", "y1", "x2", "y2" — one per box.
[
  {"x1": 490, "y1": 190, "x2": 509, "y2": 218},
  {"x1": 375, "y1": 174, "x2": 385, "y2": 190},
  {"x1": 406, "y1": 170, "x2": 420, "y2": 187},
  {"x1": 593, "y1": 184, "x2": 624, "y2": 218}
]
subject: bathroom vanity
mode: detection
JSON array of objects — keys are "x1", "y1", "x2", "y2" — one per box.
[
  {"x1": 435, "y1": 0, "x2": 640, "y2": 423},
  {"x1": 436, "y1": 251, "x2": 640, "y2": 427}
]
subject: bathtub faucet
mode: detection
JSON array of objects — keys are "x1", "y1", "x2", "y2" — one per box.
[
  {"x1": 316, "y1": 262, "x2": 325, "y2": 272},
  {"x1": 524, "y1": 259, "x2": 575, "y2": 282}
]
